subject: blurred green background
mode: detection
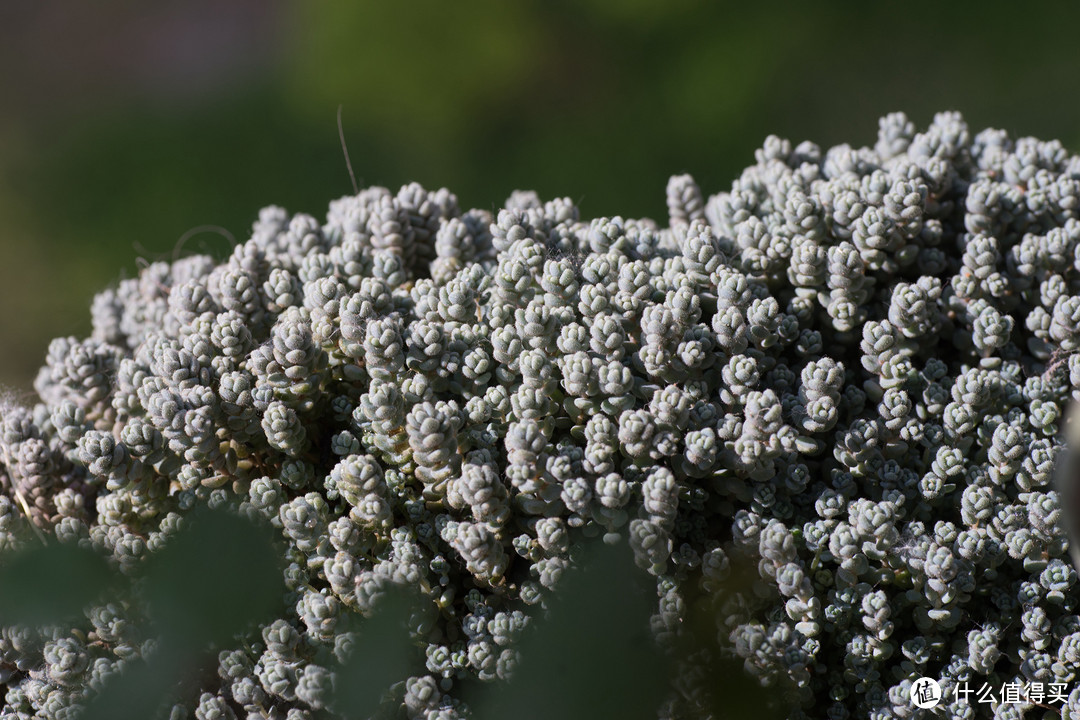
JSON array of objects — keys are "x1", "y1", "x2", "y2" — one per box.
[{"x1": 4, "y1": 0, "x2": 1080, "y2": 391}]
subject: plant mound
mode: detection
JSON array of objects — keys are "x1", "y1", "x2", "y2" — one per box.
[{"x1": 3, "y1": 111, "x2": 1080, "y2": 718}]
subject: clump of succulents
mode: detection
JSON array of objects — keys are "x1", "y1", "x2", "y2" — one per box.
[{"x1": 3, "y1": 110, "x2": 1080, "y2": 718}]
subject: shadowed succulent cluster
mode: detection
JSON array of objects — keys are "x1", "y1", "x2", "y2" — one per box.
[{"x1": 3, "y1": 111, "x2": 1080, "y2": 718}]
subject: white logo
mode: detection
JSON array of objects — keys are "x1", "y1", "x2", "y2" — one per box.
[{"x1": 911, "y1": 677, "x2": 942, "y2": 709}]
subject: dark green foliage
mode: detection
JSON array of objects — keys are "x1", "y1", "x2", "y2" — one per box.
[
  {"x1": 142, "y1": 507, "x2": 285, "y2": 652},
  {"x1": 329, "y1": 588, "x2": 428, "y2": 718},
  {"x1": 470, "y1": 541, "x2": 667, "y2": 720},
  {"x1": 0, "y1": 542, "x2": 114, "y2": 627}
]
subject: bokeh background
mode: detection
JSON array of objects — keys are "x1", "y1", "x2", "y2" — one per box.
[{"x1": 4, "y1": 0, "x2": 1080, "y2": 391}]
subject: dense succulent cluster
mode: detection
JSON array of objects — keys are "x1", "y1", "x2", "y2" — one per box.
[{"x1": 6, "y1": 110, "x2": 1080, "y2": 718}]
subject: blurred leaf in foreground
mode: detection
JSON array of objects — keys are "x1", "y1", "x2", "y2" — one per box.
[
  {"x1": 330, "y1": 586, "x2": 430, "y2": 718},
  {"x1": 471, "y1": 539, "x2": 670, "y2": 720},
  {"x1": 142, "y1": 506, "x2": 285, "y2": 652},
  {"x1": 76, "y1": 656, "x2": 181, "y2": 720},
  {"x1": 673, "y1": 552, "x2": 791, "y2": 720},
  {"x1": 77, "y1": 507, "x2": 287, "y2": 719},
  {"x1": 0, "y1": 541, "x2": 118, "y2": 626}
]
